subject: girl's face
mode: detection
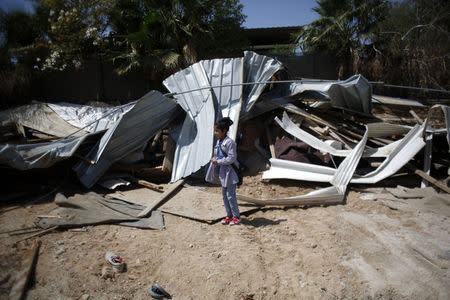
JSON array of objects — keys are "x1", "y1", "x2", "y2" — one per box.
[{"x1": 214, "y1": 126, "x2": 227, "y2": 140}]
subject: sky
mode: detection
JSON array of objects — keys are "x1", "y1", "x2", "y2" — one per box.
[
  {"x1": 1, "y1": 0, "x2": 319, "y2": 29},
  {"x1": 240, "y1": 0, "x2": 319, "y2": 28},
  {"x1": 0, "y1": 0, "x2": 37, "y2": 14}
]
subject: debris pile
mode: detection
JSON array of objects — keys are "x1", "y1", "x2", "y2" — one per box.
[{"x1": 0, "y1": 51, "x2": 449, "y2": 229}]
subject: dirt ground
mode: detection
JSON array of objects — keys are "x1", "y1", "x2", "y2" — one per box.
[{"x1": 1, "y1": 173, "x2": 449, "y2": 300}]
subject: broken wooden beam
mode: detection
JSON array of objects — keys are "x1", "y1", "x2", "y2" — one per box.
[
  {"x1": 409, "y1": 109, "x2": 423, "y2": 124},
  {"x1": 138, "y1": 179, "x2": 185, "y2": 217},
  {"x1": 129, "y1": 177, "x2": 164, "y2": 192},
  {"x1": 406, "y1": 163, "x2": 450, "y2": 194},
  {"x1": 262, "y1": 97, "x2": 363, "y2": 140},
  {"x1": 14, "y1": 226, "x2": 59, "y2": 244},
  {"x1": 264, "y1": 122, "x2": 276, "y2": 158}
]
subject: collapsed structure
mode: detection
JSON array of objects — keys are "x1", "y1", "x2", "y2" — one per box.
[{"x1": 1, "y1": 52, "x2": 449, "y2": 213}]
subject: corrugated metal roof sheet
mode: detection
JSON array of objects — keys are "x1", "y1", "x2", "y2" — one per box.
[
  {"x1": 0, "y1": 134, "x2": 91, "y2": 170},
  {"x1": 74, "y1": 90, "x2": 178, "y2": 188},
  {"x1": 7, "y1": 103, "x2": 88, "y2": 137},
  {"x1": 286, "y1": 75, "x2": 372, "y2": 114},
  {"x1": 48, "y1": 102, "x2": 134, "y2": 133},
  {"x1": 163, "y1": 61, "x2": 216, "y2": 183},
  {"x1": 262, "y1": 122, "x2": 426, "y2": 185},
  {"x1": 163, "y1": 62, "x2": 212, "y2": 118},
  {"x1": 242, "y1": 51, "x2": 283, "y2": 113},
  {"x1": 164, "y1": 52, "x2": 283, "y2": 182},
  {"x1": 201, "y1": 57, "x2": 244, "y2": 139}
]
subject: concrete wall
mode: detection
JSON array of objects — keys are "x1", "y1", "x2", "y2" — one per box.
[
  {"x1": 31, "y1": 54, "x2": 338, "y2": 104},
  {"x1": 271, "y1": 53, "x2": 338, "y2": 80},
  {"x1": 31, "y1": 59, "x2": 160, "y2": 104}
]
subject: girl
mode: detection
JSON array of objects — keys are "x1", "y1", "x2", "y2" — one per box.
[{"x1": 205, "y1": 117, "x2": 241, "y2": 225}]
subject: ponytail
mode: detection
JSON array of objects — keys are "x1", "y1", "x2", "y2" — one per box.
[{"x1": 215, "y1": 117, "x2": 233, "y2": 132}]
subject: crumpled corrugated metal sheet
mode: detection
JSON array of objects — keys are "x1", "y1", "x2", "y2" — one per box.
[
  {"x1": 275, "y1": 111, "x2": 410, "y2": 157},
  {"x1": 238, "y1": 120, "x2": 427, "y2": 206},
  {"x1": 372, "y1": 95, "x2": 424, "y2": 107},
  {"x1": 286, "y1": 75, "x2": 372, "y2": 114},
  {"x1": 238, "y1": 123, "x2": 370, "y2": 205},
  {"x1": 201, "y1": 57, "x2": 244, "y2": 139},
  {"x1": 262, "y1": 122, "x2": 426, "y2": 184},
  {"x1": 6, "y1": 103, "x2": 88, "y2": 137},
  {"x1": 48, "y1": 102, "x2": 134, "y2": 133},
  {"x1": 163, "y1": 62, "x2": 213, "y2": 118},
  {"x1": 163, "y1": 61, "x2": 217, "y2": 183},
  {"x1": 74, "y1": 90, "x2": 178, "y2": 188},
  {"x1": 0, "y1": 134, "x2": 90, "y2": 170},
  {"x1": 164, "y1": 51, "x2": 281, "y2": 182},
  {"x1": 242, "y1": 51, "x2": 283, "y2": 113}
]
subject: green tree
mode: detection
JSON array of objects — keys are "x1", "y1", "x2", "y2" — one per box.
[
  {"x1": 109, "y1": 0, "x2": 247, "y2": 78},
  {"x1": 0, "y1": 8, "x2": 43, "y2": 107},
  {"x1": 30, "y1": 0, "x2": 116, "y2": 71},
  {"x1": 372, "y1": 0, "x2": 450, "y2": 89},
  {"x1": 294, "y1": 0, "x2": 388, "y2": 78}
]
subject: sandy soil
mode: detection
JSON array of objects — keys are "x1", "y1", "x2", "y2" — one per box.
[{"x1": 1, "y1": 173, "x2": 449, "y2": 300}]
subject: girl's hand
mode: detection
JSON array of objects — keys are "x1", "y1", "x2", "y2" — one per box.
[{"x1": 210, "y1": 158, "x2": 218, "y2": 164}]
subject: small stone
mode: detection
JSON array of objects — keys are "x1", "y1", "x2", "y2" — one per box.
[
  {"x1": 217, "y1": 253, "x2": 221, "y2": 258},
  {"x1": 56, "y1": 247, "x2": 66, "y2": 256},
  {"x1": 311, "y1": 244, "x2": 317, "y2": 248},
  {"x1": 189, "y1": 244, "x2": 194, "y2": 248},
  {"x1": 289, "y1": 230, "x2": 297, "y2": 236},
  {"x1": 135, "y1": 258, "x2": 140, "y2": 265}
]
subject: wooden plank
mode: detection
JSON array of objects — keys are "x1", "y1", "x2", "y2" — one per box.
[
  {"x1": 264, "y1": 122, "x2": 276, "y2": 158},
  {"x1": 9, "y1": 240, "x2": 41, "y2": 300},
  {"x1": 136, "y1": 166, "x2": 170, "y2": 178},
  {"x1": 137, "y1": 179, "x2": 164, "y2": 192},
  {"x1": 262, "y1": 97, "x2": 363, "y2": 140},
  {"x1": 162, "y1": 136, "x2": 176, "y2": 173},
  {"x1": 138, "y1": 179, "x2": 185, "y2": 217},
  {"x1": 406, "y1": 163, "x2": 450, "y2": 194},
  {"x1": 328, "y1": 129, "x2": 352, "y2": 150},
  {"x1": 128, "y1": 176, "x2": 164, "y2": 192},
  {"x1": 14, "y1": 226, "x2": 58, "y2": 244},
  {"x1": 409, "y1": 109, "x2": 423, "y2": 124}
]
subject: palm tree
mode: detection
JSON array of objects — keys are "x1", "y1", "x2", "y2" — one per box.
[
  {"x1": 295, "y1": 0, "x2": 387, "y2": 78},
  {"x1": 109, "y1": 0, "x2": 247, "y2": 78}
]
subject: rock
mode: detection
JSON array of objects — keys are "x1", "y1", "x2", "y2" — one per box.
[
  {"x1": 101, "y1": 266, "x2": 115, "y2": 279},
  {"x1": 79, "y1": 294, "x2": 90, "y2": 300},
  {"x1": 56, "y1": 247, "x2": 66, "y2": 256},
  {"x1": 311, "y1": 243, "x2": 318, "y2": 249},
  {"x1": 189, "y1": 244, "x2": 194, "y2": 248},
  {"x1": 289, "y1": 230, "x2": 297, "y2": 236}
]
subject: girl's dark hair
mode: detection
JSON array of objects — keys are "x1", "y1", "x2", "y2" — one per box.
[{"x1": 215, "y1": 117, "x2": 233, "y2": 132}]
